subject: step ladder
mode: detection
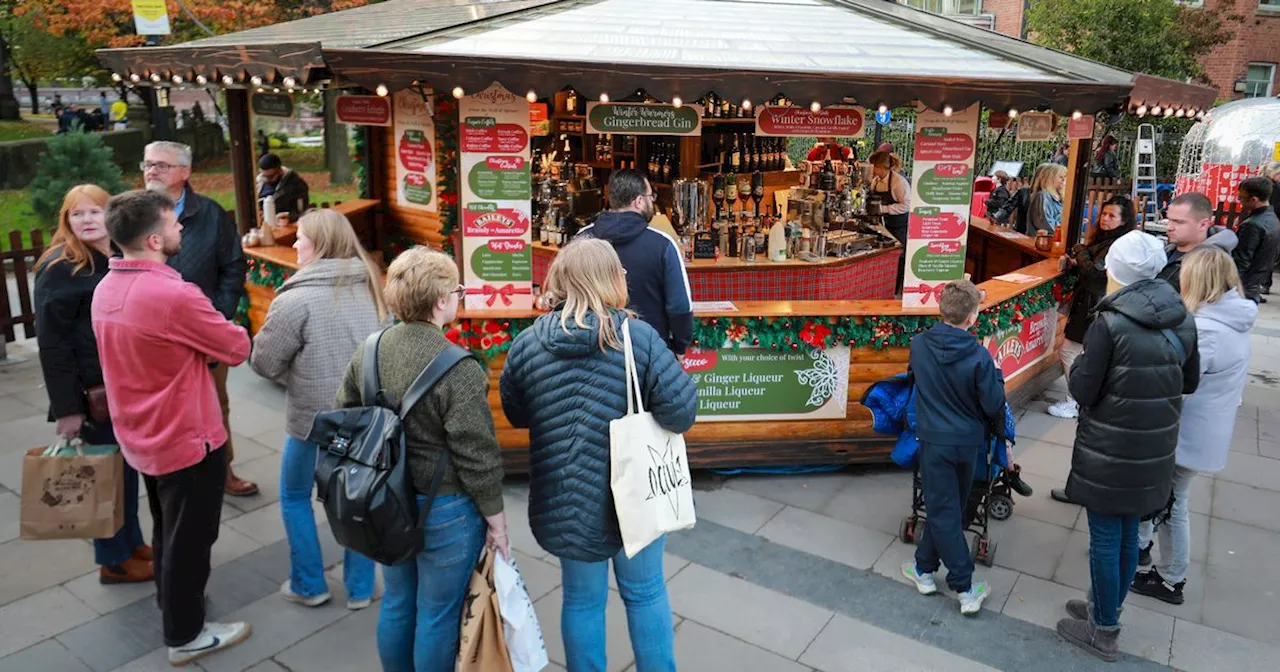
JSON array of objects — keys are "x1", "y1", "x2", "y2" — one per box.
[{"x1": 1132, "y1": 124, "x2": 1160, "y2": 229}]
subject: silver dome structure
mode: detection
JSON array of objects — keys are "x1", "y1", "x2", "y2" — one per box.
[{"x1": 1176, "y1": 97, "x2": 1280, "y2": 202}]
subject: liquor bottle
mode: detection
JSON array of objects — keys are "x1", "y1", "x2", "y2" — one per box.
[
  {"x1": 649, "y1": 142, "x2": 660, "y2": 178},
  {"x1": 722, "y1": 135, "x2": 734, "y2": 173},
  {"x1": 566, "y1": 90, "x2": 578, "y2": 115},
  {"x1": 660, "y1": 145, "x2": 672, "y2": 183},
  {"x1": 819, "y1": 160, "x2": 836, "y2": 191},
  {"x1": 743, "y1": 225, "x2": 757, "y2": 261},
  {"x1": 725, "y1": 177, "x2": 738, "y2": 214},
  {"x1": 712, "y1": 173, "x2": 726, "y2": 220},
  {"x1": 668, "y1": 140, "x2": 680, "y2": 180},
  {"x1": 730, "y1": 134, "x2": 741, "y2": 174},
  {"x1": 752, "y1": 170, "x2": 765, "y2": 218},
  {"x1": 720, "y1": 98, "x2": 730, "y2": 119},
  {"x1": 727, "y1": 219, "x2": 739, "y2": 258}
]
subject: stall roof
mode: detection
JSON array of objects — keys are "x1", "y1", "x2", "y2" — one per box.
[{"x1": 98, "y1": 0, "x2": 1217, "y2": 115}]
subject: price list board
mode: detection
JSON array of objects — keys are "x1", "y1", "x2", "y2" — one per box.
[{"x1": 393, "y1": 90, "x2": 438, "y2": 213}]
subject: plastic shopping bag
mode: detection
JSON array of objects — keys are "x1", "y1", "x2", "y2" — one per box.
[{"x1": 494, "y1": 552, "x2": 549, "y2": 672}]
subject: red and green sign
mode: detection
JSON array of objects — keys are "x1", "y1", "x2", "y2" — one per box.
[
  {"x1": 468, "y1": 156, "x2": 531, "y2": 200},
  {"x1": 402, "y1": 172, "x2": 432, "y2": 206},
  {"x1": 681, "y1": 346, "x2": 850, "y2": 421},
  {"x1": 470, "y1": 240, "x2": 532, "y2": 282},
  {"x1": 461, "y1": 116, "x2": 530, "y2": 153},
  {"x1": 754, "y1": 105, "x2": 865, "y2": 138},
  {"x1": 984, "y1": 309, "x2": 1058, "y2": 379},
  {"x1": 336, "y1": 95, "x2": 391, "y2": 126},
  {"x1": 463, "y1": 203, "x2": 530, "y2": 236}
]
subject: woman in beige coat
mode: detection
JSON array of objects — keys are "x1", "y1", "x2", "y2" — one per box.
[{"x1": 250, "y1": 209, "x2": 387, "y2": 609}]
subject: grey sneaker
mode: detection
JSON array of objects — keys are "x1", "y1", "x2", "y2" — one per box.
[
  {"x1": 901, "y1": 562, "x2": 939, "y2": 595},
  {"x1": 168, "y1": 621, "x2": 252, "y2": 666},
  {"x1": 280, "y1": 579, "x2": 331, "y2": 608},
  {"x1": 348, "y1": 583, "x2": 383, "y2": 611},
  {"x1": 959, "y1": 582, "x2": 991, "y2": 615}
]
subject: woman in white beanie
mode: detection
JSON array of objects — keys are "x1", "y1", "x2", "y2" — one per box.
[
  {"x1": 1131, "y1": 248, "x2": 1256, "y2": 605},
  {"x1": 1056, "y1": 231, "x2": 1200, "y2": 661}
]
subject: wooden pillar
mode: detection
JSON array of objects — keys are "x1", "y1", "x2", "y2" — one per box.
[
  {"x1": 225, "y1": 89, "x2": 256, "y2": 235},
  {"x1": 323, "y1": 89, "x2": 352, "y2": 185},
  {"x1": 1061, "y1": 137, "x2": 1094, "y2": 252}
]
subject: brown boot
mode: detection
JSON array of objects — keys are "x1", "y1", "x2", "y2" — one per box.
[
  {"x1": 1057, "y1": 617, "x2": 1120, "y2": 662},
  {"x1": 225, "y1": 469, "x2": 259, "y2": 497},
  {"x1": 132, "y1": 545, "x2": 153, "y2": 562},
  {"x1": 100, "y1": 557, "x2": 154, "y2": 585}
]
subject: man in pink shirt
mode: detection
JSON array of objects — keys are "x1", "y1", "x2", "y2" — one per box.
[{"x1": 93, "y1": 190, "x2": 253, "y2": 666}]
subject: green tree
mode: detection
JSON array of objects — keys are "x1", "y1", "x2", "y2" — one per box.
[
  {"x1": 1, "y1": 12, "x2": 98, "y2": 114},
  {"x1": 1025, "y1": 0, "x2": 1236, "y2": 82},
  {"x1": 28, "y1": 129, "x2": 124, "y2": 225}
]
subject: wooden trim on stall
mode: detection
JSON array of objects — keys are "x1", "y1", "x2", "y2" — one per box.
[
  {"x1": 225, "y1": 89, "x2": 257, "y2": 235},
  {"x1": 1062, "y1": 137, "x2": 1094, "y2": 251}
]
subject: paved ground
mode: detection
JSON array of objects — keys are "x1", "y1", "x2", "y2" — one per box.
[{"x1": 1, "y1": 298, "x2": 1279, "y2": 671}]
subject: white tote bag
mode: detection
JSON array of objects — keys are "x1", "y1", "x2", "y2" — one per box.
[{"x1": 610, "y1": 319, "x2": 696, "y2": 558}]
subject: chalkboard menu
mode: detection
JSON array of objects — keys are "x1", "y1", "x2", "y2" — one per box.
[{"x1": 693, "y1": 232, "x2": 717, "y2": 259}]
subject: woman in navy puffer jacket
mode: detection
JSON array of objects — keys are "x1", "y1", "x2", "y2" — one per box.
[{"x1": 501, "y1": 238, "x2": 697, "y2": 672}]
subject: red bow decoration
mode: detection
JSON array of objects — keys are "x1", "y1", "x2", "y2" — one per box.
[
  {"x1": 904, "y1": 283, "x2": 947, "y2": 305},
  {"x1": 466, "y1": 283, "x2": 532, "y2": 307}
]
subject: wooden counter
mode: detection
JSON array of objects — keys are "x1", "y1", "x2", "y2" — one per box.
[{"x1": 967, "y1": 217, "x2": 1059, "y2": 282}]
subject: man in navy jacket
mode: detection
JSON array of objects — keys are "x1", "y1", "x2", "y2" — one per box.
[
  {"x1": 901, "y1": 280, "x2": 1007, "y2": 616},
  {"x1": 578, "y1": 170, "x2": 693, "y2": 355}
]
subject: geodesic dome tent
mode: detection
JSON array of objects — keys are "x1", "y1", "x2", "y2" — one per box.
[{"x1": 1175, "y1": 96, "x2": 1280, "y2": 206}]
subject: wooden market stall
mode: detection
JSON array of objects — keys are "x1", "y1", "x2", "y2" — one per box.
[{"x1": 99, "y1": 0, "x2": 1217, "y2": 470}]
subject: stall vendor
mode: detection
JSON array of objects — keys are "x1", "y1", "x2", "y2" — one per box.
[
  {"x1": 257, "y1": 153, "x2": 310, "y2": 222},
  {"x1": 868, "y1": 149, "x2": 911, "y2": 291},
  {"x1": 808, "y1": 137, "x2": 855, "y2": 163}
]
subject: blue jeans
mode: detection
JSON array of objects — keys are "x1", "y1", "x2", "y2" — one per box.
[
  {"x1": 914, "y1": 442, "x2": 979, "y2": 593},
  {"x1": 377, "y1": 494, "x2": 486, "y2": 672},
  {"x1": 1086, "y1": 510, "x2": 1140, "y2": 628},
  {"x1": 82, "y1": 420, "x2": 144, "y2": 567},
  {"x1": 280, "y1": 435, "x2": 375, "y2": 600},
  {"x1": 1138, "y1": 465, "x2": 1196, "y2": 584},
  {"x1": 560, "y1": 536, "x2": 675, "y2": 672}
]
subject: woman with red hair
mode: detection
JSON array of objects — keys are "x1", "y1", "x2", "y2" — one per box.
[{"x1": 34, "y1": 184, "x2": 152, "y2": 585}]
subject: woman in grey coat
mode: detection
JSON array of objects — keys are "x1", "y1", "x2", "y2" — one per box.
[
  {"x1": 250, "y1": 209, "x2": 388, "y2": 610},
  {"x1": 1132, "y1": 248, "x2": 1256, "y2": 606}
]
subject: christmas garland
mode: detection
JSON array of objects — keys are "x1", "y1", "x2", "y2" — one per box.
[
  {"x1": 244, "y1": 256, "x2": 294, "y2": 290},
  {"x1": 354, "y1": 127, "x2": 368, "y2": 199},
  {"x1": 234, "y1": 295, "x2": 251, "y2": 330},
  {"x1": 446, "y1": 317, "x2": 534, "y2": 361},
  {"x1": 434, "y1": 95, "x2": 460, "y2": 258}
]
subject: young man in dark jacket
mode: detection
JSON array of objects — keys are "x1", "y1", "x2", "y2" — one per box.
[
  {"x1": 1231, "y1": 177, "x2": 1279, "y2": 303},
  {"x1": 256, "y1": 152, "x2": 311, "y2": 223},
  {"x1": 1057, "y1": 231, "x2": 1199, "y2": 661},
  {"x1": 577, "y1": 169, "x2": 693, "y2": 355},
  {"x1": 901, "y1": 280, "x2": 1006, "y2": 616},
  {"x1": 1157, "y1": 192, "x2": 1238, "y2": 293},
  {"x1": 142, "y1": 141, "x2": 256, "y2": 496}
]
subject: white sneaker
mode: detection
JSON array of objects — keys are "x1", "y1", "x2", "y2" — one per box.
[
  {"x1": 348, "y1": 583, "x2": 383, "y2": 611},
  {"x1": 1047, "y1": 398, "x2": 1079, "y2": 419},
  {"x1": 280, "y1": 579, "x2": 331, "y2": 607},
  {"x1": 901, "y1": 562, "x2": 939, "y2": 595},
  {"x1": 959, "y1": 582, "x2": 991, "y2": 615},
  {"x1": 168, "y1": 621, "x2": 252, "y2": 666}
]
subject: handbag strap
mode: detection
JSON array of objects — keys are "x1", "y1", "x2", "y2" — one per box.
[
  {"x1": 622, "y1": 319, "x2": 645, "y2": 415},
  {"x1": 399, "y1": 345, "x2": 473, "y2": 420},
  {"x1": 1160, "y1": 327, "x2": 1187, "y2": 364},
  {"x1": 360, "y1": 329, "x2": 386, "y2": 407}
]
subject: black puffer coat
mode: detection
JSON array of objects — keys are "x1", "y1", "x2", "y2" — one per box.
[
  {"x1": 500, "y1": 310, "x2": 697, "y2": 562},
  {"x1": 33, "y1": 247, "x2": 111, "y2": 420},
  {"x1": 1065, "y1": 279, "x2": 1200, "y2": 516}
]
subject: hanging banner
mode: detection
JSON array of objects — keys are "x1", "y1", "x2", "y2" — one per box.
[
  {"x1": 585, "y1": 103, "x2": 702, "y2": 136},
  {"x1": 1016, "y1": 113, "x2": 1056, "y2": 142},
  {"x1": 336, "y1": 95, "x2": 392, "y2": 126},
  {"x1": 682, "y1": 346, "x2": 850, "y2": 422},
  {"x1": 131, "y1": 0, "x2": 170, "y2": 35},
  {"x1": 529, "y1": 103, "x2": 550, "y2": 137},
  {"x1": 393, "y1": 90, "x2": 437, "y2": 213},
  {"x1": 460, "y1": 82, "x2": 534, "y2": 311},
  {"x1": 251, "y1": 93, "x2": 294, "y2": 118},
  {"x1": 1067, "y1": 115, "x2": 1095, "y2": 140},
  {"x1": 902, "y1": 104, "x2": 980, "y2": 309},
  {"x1": 754, "y1": 105, "x2": 865, "y2": 138}
]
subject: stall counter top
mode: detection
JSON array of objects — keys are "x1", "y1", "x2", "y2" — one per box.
[
  {"x1": 244, "y1": 245, "x2": 300, "y2": 270},
  {"x1": 330, "y1": 198, "x2": 381, "y2": 218},
  {"x1": 533, "y1": 241, "x2": 899, "y2": 270},
  {"x1": 460, "y1": 258, "x2": 1062, "y2": 321},
  {"x1": 969, "y1": 217, "x2": 1054, "y2": 259}
]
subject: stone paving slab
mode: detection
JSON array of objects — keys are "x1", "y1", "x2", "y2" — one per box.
[
  {"x1": 756, "y1": 505, "x2": 894, "y2": 571},
  {"x1": 672, "y1": 620, "x2": 812, "y2": 672},
  {"x1": 0, "y1": 639, "x2": 93, "y2": 672},
  {"x1": 689, "y1": 486, "x2": 785, "y2": 535},
  {"x1": 800, "y1": 614, "x2": 998, "y2": 672}
]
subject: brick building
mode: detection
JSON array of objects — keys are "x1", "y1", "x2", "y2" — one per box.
[{"x1": 897, "y1": 0, "x2": 1280, "y2": 101}]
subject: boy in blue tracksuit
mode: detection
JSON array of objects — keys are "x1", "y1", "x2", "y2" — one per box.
[{"x1": 902, "y1": 280, "x2": 1007, "y2": 615}]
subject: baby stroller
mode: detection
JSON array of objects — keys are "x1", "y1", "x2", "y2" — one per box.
[{"x1": 863, "y1": 374, "x2": 1018, "y2": 567}]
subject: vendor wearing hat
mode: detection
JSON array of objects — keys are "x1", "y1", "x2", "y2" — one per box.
[
  {"x1": 807, "y1": 137, "x2": 854, "y2": 163},
  {"x1": 1056, "y1": 230, "x2": 1200, "y2": 662}
]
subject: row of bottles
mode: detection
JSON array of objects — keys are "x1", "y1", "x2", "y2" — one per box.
[
  {"x1": 647, "y1": 137, "x2": 681, "y2": 184},
  {"x1": 686, "y1": 217, "x2": 789, "y2": 263},
  {"x1": 695, "y1": 93, "x2": 791, "y2": 119},
  {"x1": 533, "y1": 208, "x2": 579, "y2": 247},
  {"x1": 702, "y1": 133, "x2": 786, "y2": 174}
]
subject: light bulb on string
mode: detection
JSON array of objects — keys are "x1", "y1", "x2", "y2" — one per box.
[{"x1": 452, "y1": 86, "x2": 464, "y2": 99}]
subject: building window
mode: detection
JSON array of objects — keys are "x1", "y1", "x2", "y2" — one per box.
[
  {"x1": 898, "y1": 0, "x2": 982, "y2": 16},
  {"x1": 1244, "y1": 63, "x2": 1276, "y2": 98},
  {"x1": 1260, "y1": 0, "x2": 1280, "y2": 12},
  {"x1": 1176, "y1": 0, "x2": 1205, "y2": 8}
]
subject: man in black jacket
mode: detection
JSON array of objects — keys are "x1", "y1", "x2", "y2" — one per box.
[
  {"x1": 577, "y1": 170, "x2": 693, "y2": 355},
  {"x1": 1231, "y1": 177, "x2": 1279, "y2": 303},
  {"x1": 142, "y1": 141, "x2": 257, "y2": 496},
  {"x1": 256, "y1": 153, "x2": 310, "y2": 223},
  {"x1": 1156, "y1": 192, "x2": 1238, "y2": 293},
  {"x1": 1056, "y1": 231, "x2": 1199, "y2": 662}
]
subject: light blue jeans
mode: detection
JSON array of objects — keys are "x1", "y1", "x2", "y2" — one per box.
[
  {"x1": 1138, "y1": 465, "x2": 1197, "y2": 584},
  {"x1": 280, "y1": 435, "x2": 376, "y2": 600},
  {"x1": 560, "y1": 536, "x2": 675, "y2": 672},
  {"x1": 377, "y1": 494, "x2": 486, "y2": 672}
]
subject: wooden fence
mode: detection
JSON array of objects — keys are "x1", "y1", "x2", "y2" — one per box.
[{"x1": 2, "y1": 230, "x2": 46, "y2": 344}]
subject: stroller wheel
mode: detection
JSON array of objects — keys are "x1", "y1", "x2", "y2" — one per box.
[
  {"x1": 900, "y1": 516, "x2": 917, "y2": 544},
  {"x1": 972, "y1": 537, "x2": 997, "y2": 567},
  {"x1": 988, "y1": 494, "x2": 1014, "y2": 521}
]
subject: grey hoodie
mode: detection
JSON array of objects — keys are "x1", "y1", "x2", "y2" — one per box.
[
  {"x1": 250, "y1": 258, "x2": 385, "y2": 439},
  {"x1": 1158, "y1": 226, "x2": 1238, "y2": 292},
  {"x1": 1176, "y1": 289, "x2": 1257, "y2": 473}
]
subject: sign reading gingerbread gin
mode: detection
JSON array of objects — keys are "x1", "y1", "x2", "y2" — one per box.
[
  {"x1": 460, "y1": 83, "x2": 533, "y2": 311},
  {"x1": 682, "y1": 346, "x2": 850, "y2": 422}
]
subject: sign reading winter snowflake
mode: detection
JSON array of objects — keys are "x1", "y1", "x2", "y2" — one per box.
[{"x1": 680, "y1": 346, "x2": 850, "y2": 422}]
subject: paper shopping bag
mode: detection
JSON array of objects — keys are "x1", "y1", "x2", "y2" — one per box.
[
  {"x1": 20, "y1": 441, "x2": 124, "y2": 540},
  {"x1": 610, "y1": 320, "x2": 696, "y2": 558},
  {"x1": 457, "y1": 548, "x2": 514, "y2": 672},
  {"x1": 494, "y1": 553, "x2": 549, "y2": 672}
]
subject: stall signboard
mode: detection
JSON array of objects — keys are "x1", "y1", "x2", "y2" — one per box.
[
  {"x1": 252, "y1": 93, "x2": 294, "y2": 118},
  {"x1": 585, "y1": 102, "x2": 702, "y2": 136},
  {"x1": 983, "y1": 309, "x2": 1058, "y2": 380},
  {"x1": 336, "y1": 95, "x2": 392, "y2": 126},
  {"x1": 902, "y1": 104, "x2": 980, "y2": 308},
  {"x1": 682, "y1": 345, "x2": 850, "y2": 422},
  {"x1": 1016, "y1": 112, "x2": 1056, "y2": 142},
  {"x1": 393, "y1": 90, "x2": 437, "y2": 213},
  {"x1": 460, "y1": 82, "x2": 534, "y2": 311},
  {"x1": 530, "y1": 103, "x2": 549, "y2": 137},
  {"x1": 1274, "y1": 142, "x2": 1280, "y2": 161},
  {"x1": 1067, "y1": 115, "x2": 1095, "y2": 140},
  {"x1": 131, "y1": 0, "x2": 170, "y2": 35},
  {"x1": 755, "y1": 105, "x2": 865, "y2": 138}
]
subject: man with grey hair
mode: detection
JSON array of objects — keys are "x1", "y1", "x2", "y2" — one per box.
[{"x1": 142, "y1": 141, "x2": 256, "y2": 496}]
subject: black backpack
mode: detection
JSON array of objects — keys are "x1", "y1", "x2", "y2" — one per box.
[{"x1": 305, "y1": 329, "x2": 472, "y2": 566}]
